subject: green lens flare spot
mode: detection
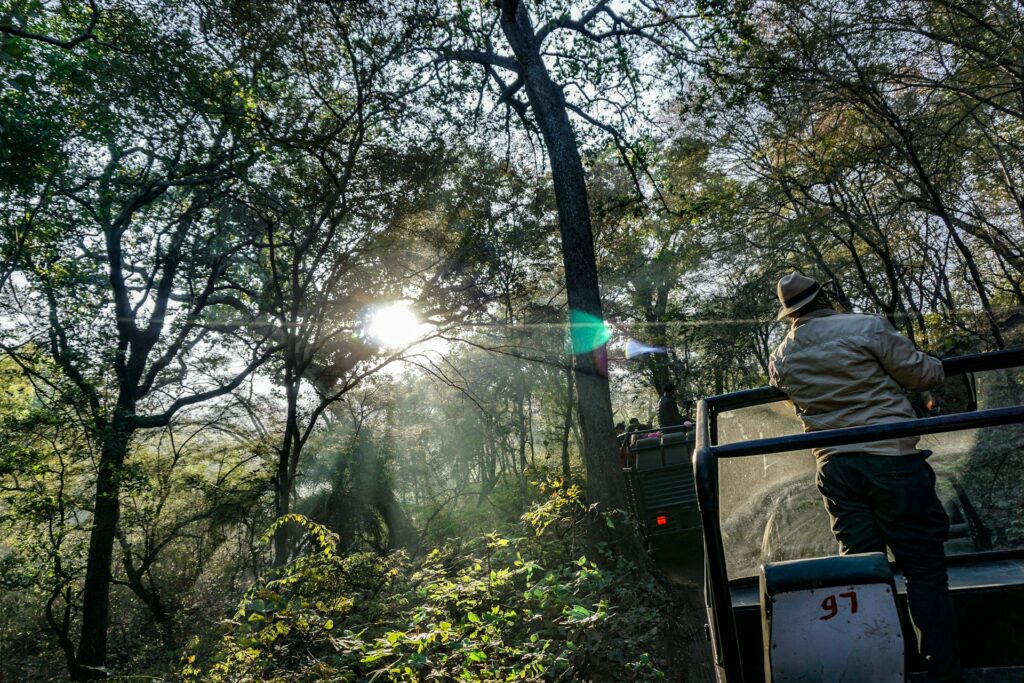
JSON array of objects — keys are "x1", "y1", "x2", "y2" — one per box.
[{"x1": 568, "y1": 309, "x2": 612, "y2": 353}]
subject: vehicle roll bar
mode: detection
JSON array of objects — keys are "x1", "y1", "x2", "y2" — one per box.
[
  {"x1": 694, "y1": 399, "x2": 744, "y2": 679},
  {"x1": 702, "y1": 347, "x2": 1024, "y2": 416},
  {"x1": 714, "y1": 405, "x2": 1024, "y2": 459},
  {"x1": 691, "y1": 347, "x2": 1024, "y2": 682}
]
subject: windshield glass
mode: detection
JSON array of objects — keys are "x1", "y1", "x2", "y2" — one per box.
[{"x1": 717, "y1": 368, "x2": 1024, "y2": 578}]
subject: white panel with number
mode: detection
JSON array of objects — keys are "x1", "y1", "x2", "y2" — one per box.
[{"x1": 768, "y1": 583, "x2": 903, "y2": 682}]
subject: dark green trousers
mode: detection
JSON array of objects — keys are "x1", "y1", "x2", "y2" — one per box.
[{"x1": 816, "y1": 452, "x2": 961, "y2": 681}]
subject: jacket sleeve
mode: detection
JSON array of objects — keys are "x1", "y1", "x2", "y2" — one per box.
[{"x1": 867, "y1": 318, "x2": 944, "y2": 391}]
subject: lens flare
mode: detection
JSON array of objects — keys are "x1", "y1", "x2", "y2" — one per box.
[
  {"x1": 624, "y1": 339, "x2": 667, "y2": 359},
  {"x1": 568, "y1": 309, "x2": 612, "y2": 353}
]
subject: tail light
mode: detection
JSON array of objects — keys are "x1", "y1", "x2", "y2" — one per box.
[{"x1": 655, "y1": 514, "x2": 668, "y2": 526}]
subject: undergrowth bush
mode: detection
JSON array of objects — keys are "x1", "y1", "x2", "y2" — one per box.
[{"x1": 179, "y1": 481, "x2": 675, "y2": 681}]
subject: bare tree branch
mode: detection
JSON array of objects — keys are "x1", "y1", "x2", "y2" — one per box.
[
  {"x1": 433, "y1": 48, "x2": 521, "y2": 73},
  {"x1": 0, "y1": 0, "x2": 99, "y2": 50}
]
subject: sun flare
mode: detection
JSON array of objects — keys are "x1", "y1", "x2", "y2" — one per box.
[{"x1": 361, "y1": 301, "x2": 427, "y2": 349}]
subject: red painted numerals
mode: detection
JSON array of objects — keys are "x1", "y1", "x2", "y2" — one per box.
[{"x1": 819, "y1": 591, "x2": 859, "y2": 620}]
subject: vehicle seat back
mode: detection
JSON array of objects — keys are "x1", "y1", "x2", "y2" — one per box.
[
  {"x1": 634, "y1": 437, "x2": 663, "y2": 470},
  {"x1": 760, "y1": 552, "x2": 903, "y2": 683},
  {"x1": 661, "y1": 431, "x2": 693, "y2": 466}
]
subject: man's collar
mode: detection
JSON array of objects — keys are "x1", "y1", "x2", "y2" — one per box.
[{"x1": 792, "y1": 308, "x2": 837, "y2": 328}]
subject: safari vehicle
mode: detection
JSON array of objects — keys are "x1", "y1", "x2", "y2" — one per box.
[
  {"x1": 621, "y1": 429, "x2": 702, "y2": 563},
  {"x1": 691, "y1": 348, "x2": 1024, "y2": 682}
]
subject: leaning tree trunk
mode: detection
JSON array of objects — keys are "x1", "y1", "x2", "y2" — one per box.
[{"x1": 499, "y1": 0, "x2": 628, "y2": 521}]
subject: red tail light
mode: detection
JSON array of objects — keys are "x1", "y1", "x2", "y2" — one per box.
[{"x1": 655, "y1": 514, "x2": 668, "y2": 526}]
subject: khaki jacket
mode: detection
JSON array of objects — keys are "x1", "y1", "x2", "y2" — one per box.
[{"x1": 768, "y1": 309, "x2": 944, "y2": 457}]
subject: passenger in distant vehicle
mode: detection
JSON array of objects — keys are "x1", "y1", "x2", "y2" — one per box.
[
  {"x1": 626, "y1": 417, "x2": 650, "y2": 433},
  {"x1": 768, "y1": 271, "x2": 961, "y2": 682},
  {"x1": 681, "y1": 398, "x2": 695, "y2": 423},
  {"x1": 657, "y1": 382, "x2": 688, "y2": 434},
  {"x1": 623, "y1": 418, "x2": 651, "y2": 466},
  {"x1": 615, "y1": 422, "x2": 629, "y2": 468}
]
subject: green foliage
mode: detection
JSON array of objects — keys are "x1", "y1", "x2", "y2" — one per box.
[{"x1": 181, "y1": 483, "x2": 674, "y2": 682}]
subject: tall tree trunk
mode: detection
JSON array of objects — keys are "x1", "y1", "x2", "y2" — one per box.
[
  {"x1": 640, "y1": 284, "x2": 672, "y2": 393},
  {"x1": 274, "y1": 377, "x2": 301, "y2": 566},
  {"x1": 527, "y1": 389, "x2": 536, "y2": 467},
  {"x1": 74, "y1": 416, "x2": 131, "y2": 681},
  {"x1": 561, "y1": 363, "x2": 574, "y2": 478},
  {"x1": 273, "y1": 457, "x2": 291, "y2": 566},
  {"x1": 375, "y1": 482, "x2": 416, "y2": 550},
  {"x1": 499, "y1": 0, "x2": 628, "y2": 521}
]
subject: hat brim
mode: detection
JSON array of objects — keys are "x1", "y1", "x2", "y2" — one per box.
[{"x1": 776, "y1": 289, "x2": 820, "y2": 320}]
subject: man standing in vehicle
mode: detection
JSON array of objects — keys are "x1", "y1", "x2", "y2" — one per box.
[
  {"x1": 768, "y1": 271, "x2": 961, "y2": 682},
  {"x1": 657, "y1": 382, "x2": 690, "y2": 434}
]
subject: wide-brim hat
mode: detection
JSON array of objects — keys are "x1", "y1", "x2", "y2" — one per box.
[{"x1": 776, "y1": 271, "x2": 821, "y2": 320}]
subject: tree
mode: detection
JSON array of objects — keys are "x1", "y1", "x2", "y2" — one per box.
[
  {"x1": 0, "y1": 6, "x2": 276, "y2": 677},
  {"x1": 217, "y1": 1, "x2": 439, "y2": 565},
  {"x1": 698, "y1": 0, "x2": 1024, "y2": 349},
  {"x1": 428, "y1": 0, "x2": 695, "y2": 533}
]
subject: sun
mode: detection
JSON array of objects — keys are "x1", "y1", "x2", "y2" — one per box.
[{"x1": 360, "y1": 301, "x2": 427, "y2": 349}]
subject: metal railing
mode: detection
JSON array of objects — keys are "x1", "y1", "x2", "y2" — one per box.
[{"x1": 692, "y1": 347, "x2": 1024, "y2": 682}]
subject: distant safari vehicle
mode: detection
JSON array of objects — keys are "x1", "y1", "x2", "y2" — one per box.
[
  {"x1": 625, "y1": 348, "x2": 1024, "y2": 681},
  {"x1": 621, "y1": 429, "x2": 702, "y2": 562}
]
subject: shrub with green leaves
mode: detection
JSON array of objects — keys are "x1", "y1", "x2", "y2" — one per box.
[{"x1": 180, "y1": 482, "x2": 677, "y2": 681}]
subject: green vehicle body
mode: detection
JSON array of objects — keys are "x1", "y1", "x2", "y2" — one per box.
[{"x1": 621, "y1": 431, "x2": 703, "y2": 561}]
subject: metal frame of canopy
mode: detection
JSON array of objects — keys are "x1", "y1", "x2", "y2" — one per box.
[{"x1": 693, "y1": 347, "x2": 1024, "y2": 682}]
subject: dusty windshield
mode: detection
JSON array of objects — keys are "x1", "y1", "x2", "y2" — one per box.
[{"x1": 717, "y1": 368, "x2": 1024, "y2": 578}]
